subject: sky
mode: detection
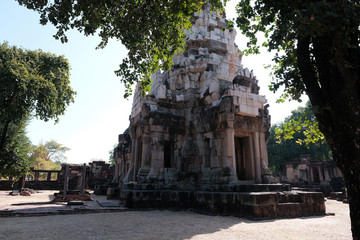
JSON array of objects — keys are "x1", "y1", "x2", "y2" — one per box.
[{"x1": 0, "y1": 1, "x2": 307, "y2": 164}]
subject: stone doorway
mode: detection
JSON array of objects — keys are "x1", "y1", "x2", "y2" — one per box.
[
  {"x1": 312, "y1": 167, "x2": 320, "y2": 183},
  {"x1": 234, "y1": 136, "x2": 255, "y2": 181}
]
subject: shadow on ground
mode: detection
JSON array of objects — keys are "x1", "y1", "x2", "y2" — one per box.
[{"x1": 0, "y1": 191, "x2": 351, "y2": 240}]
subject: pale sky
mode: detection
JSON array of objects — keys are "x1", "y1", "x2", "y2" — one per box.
[{"x1": 0, "y1": 1, "x2": 306, "y2": 164}]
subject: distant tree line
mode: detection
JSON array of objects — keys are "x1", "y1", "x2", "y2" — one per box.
[{"x1": 267, "y1": 101, "x2": 332, "y2": 175}]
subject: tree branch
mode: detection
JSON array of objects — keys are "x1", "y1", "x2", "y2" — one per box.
[{"x1": 296, "y1": 37, "x2": 324, "y2": 106}]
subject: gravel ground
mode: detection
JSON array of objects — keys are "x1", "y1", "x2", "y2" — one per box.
[{"x1": 0, "y1": 191, "x2": 352, "y2": 240}]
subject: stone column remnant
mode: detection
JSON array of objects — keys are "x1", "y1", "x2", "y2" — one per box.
[
  {"x1": 80, "y1": 163, "x2": 86, "y2": 195},
  {"x1": 63, "y1": 164, "x2": 69, "y2": 200}
]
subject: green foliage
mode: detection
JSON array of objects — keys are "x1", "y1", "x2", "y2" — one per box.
[
  {"x1": 275, "y1": 101, "x2": 325, "y2": 146},
  {"x1": 0, "y1": 42, "x2": 75, "y2": 123},
  {"x1": 0, "y1": 42, "x2": 75, "y2": 177},
  {"x1": 0, "y1": 119, "x2": 32, "y2": 178},
  {"x1": 29, "y1": 140, "x2": 69, "y2": 170},
  {"x1": 267, "y1": 102, "x2": 331, "y2": 175},
  {"x1": 41, "y1": 140, "x2": 70, "y2": 165},
  {"x1": 236, "y1": 0, "x2": 360, "y2": 103},
  {"x1": 16, "y1": 0, "x2": 226, "y2": 98}
]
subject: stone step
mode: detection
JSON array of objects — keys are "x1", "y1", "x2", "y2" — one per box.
[
  {"x1": 278, "y1": 192, "x2": 302, "y2": 203},
  {"x1": 276, "y1": 202, "x2": 302, "y2": 217},
  {"x1": 123, "y1": 183, "x2": 291, "y2": 192}
]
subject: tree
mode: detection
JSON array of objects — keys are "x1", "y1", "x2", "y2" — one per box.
[
  {"x1": 236, "y1": 1, "x2": 360, "y2": 238},
  {"x1": 15, "y1": 0, "x2": 224, "y2": 98},
  {"x1": 39, "y1": 140, "x2": 70, "y2": 165},
  {"x1": 0, "y1": 118, "x2": 32, "y2": 179},
  {"x1": 268, "y1": 102, "x2": 331, "y2": 176},
  {"x1": 29, "y1": 140, "x2": 69, "y2": 171},
  {"x1": 0, "y1": 42, "x2": 76, "y2": 172}
]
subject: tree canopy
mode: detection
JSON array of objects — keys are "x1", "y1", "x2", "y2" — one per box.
[
  {"x1": 16, "y1": 0, "x2": 225, "y2": 97},
  {"x1": 29, "y1": 140, "x2": 69, "y2": 171},
  {"x1": 0, "y1": 42, "x2": 76, "y2": 151},
  {"x1": 236, "y1": 0, "x2": 360, "y2": 105}
]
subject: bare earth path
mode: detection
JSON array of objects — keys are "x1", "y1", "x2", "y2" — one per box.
[{"x1": 0, "y1": 191, "x2": 352, "y2": 240}]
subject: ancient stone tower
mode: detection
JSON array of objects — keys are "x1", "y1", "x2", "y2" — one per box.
[
  {"x1": 111, "y1": 4, "x2": 325, "y2": 219},
  {"x1": 114, "y1": 4, "x2": 272, "y2": 188}
]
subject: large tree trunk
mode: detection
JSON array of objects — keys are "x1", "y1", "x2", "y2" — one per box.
[
  {"x1": 330, "y1": 96, "x2": 360, "y2": 240},
  {"x1": 345, "y1": 172, "x2": 360, "y2": 240},
  {"x1": 318, "y1": 90, "x2": 360, "y2": 240},
  {"x1": 17, "y1": 175, "x2": 26, "y2": 192},
  {"x1": 297, "y1": 32, "x2": 360, "y2": 239}
]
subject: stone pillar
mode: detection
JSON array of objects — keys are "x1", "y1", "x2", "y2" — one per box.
[
  {"x1": 223, "y1": 128, "x2": 235, "y2": 168},
  {"x1": 324, "y1": 167, "x2": 330, "y2": 181},
  {"x1": 133, "y1": 139, "x2": 142, "y2": 181},
  {"x1": 226, "y1": 129, "x2": 237, "y2": 182},
  {"x1": 63, "y1": 164, "x2": 70, "y2": 200},
  {"x1": 259, "y1": 132, "x2": 269, "y2": 171},
  {"x1": 309, "y1": 167, "x2": 314, "y2": 183},
  {"x1": 114, "y1": 159, "x2": 119, "y2": 181},
  {"x1": 141, "y1": 136, "x2": 151, "y2": 168},
  {"x1": 245, "y1": 135, "x2": 256, "y2": 181},
  {"x1": 253, "y1": 132, "x2": 262, "y2": 183},
  {"x1": 80, "y1": 163, "x2": 86, "y2": 195},
  {"x1": 210, "y1": 138, "x2": 220, "y2": 168},
  {"x1": 131, "y1": 138, "x2": 137, "y2": 181}
]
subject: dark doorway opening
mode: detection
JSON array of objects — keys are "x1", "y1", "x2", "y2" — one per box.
[
  {"x1": 235, "y1": 137, "x2": 246, "y2": 180},
  {"x1": 164, "y1": 141, "x2": 174, "y2": 168},
  {"x1": 313, "y1": 167, "x2": 320, "y2": 183}
]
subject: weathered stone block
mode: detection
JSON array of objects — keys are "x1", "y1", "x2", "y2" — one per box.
[
  {"x1": 277, "y1": 203, "x2": 302, "y2": 217},
  {"x1": 176, "y1": 94, "x2": 184, "y2": 102}
]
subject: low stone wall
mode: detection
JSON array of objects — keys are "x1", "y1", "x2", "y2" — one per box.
[
  {"x1": 0, "y1": 181, "x2": 14, "y2": 190},
  {"x1": 88, "y1": 178, "x2": 112, "y2": 190},
  {"x1": 24, "y1": 181, "x2": 63, "y2": 190},
  {"x1": 0, "y1": 178, "x2": 78, "y2": 191}
]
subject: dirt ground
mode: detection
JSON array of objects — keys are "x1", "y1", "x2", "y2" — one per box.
[{"x1": 0, "y1": 191, "x2": 352, "y2": 240}]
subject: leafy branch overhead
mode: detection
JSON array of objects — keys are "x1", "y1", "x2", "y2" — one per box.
[
  {"x1": 16, "y1": 0, "x2": 226, "y2": 98},
  {"x1": 236, "y1": 0, "x2": 360, "y2": 103},
  {"x1": 275, "y1": 102, "x2": 325, "y2": 147}
]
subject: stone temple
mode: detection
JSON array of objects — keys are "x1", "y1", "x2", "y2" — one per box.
[{"x1": 110, "y1": 4, "x2": 325, "y2": 218}]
